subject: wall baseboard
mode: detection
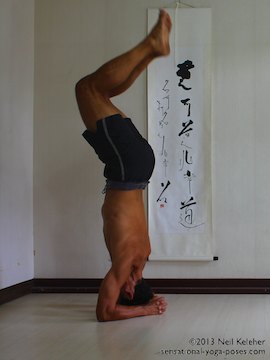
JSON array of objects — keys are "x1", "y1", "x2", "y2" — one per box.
[
  {"x1": 32, "y1": 278, "x2": 101, "y2": 294},
  {"x1": 0, "y1": 280, "x2": 34, "y2": 305},
  {"x1": 32, "y1": 278, "x2": 270, "y2": 294},
  {"x1": 2, "y1": 278, "x2": 270, "y2": 305}
]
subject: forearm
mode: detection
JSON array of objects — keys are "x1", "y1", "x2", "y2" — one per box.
[
  {"x1": 96, "y1": 296, "x2": 167, "y2": 322},
  {"x1": 97, "y1": 304, "x2": 147, "y2": 322}
]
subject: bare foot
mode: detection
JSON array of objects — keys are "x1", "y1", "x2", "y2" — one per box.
[
  {"x1": 143, "y1": 295, "x2": 167, "y2": 316},
  {"x1": 148, "y1": 9, "x2": 172, "y2": 56}
]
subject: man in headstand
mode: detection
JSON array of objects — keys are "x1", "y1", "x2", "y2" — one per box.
[{"x1": 75, "y1": 9, "x2": 172, "y2": 321}]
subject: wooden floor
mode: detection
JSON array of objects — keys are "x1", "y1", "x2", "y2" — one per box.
[{"x1": 0, "y1": 293, "x2": 269, "y2": 360}]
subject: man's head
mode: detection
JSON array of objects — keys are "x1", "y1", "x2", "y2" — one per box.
[{"x1": 119, "y1": 278, "x2": 154, "y2": 306}]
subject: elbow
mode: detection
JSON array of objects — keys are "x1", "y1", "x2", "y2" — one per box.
[
  {"x1": 96, "y1": 306, "x2": 114, "y2": 322},
  {"x1": 96, "y1": 313, "x2": 106, "y2": 322},
  {"x1": 96, "y1": 307, "x2": 107, "y2": 322}
]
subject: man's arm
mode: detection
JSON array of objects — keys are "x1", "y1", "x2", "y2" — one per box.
[{"x1": 96, "y1": 263, "x2": 166, "y2": 321}]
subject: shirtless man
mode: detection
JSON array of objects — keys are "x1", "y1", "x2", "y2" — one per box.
[{"x1": 75, "y1": 9, "x2": 172, "y2": 321}]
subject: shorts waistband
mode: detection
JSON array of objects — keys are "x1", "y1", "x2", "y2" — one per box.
[{"x1": 102, "y1": 180, "x2": 149, "y2": 193}]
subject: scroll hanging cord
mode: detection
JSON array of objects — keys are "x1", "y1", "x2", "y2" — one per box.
[
  {"x1": 174, "y1": 2, "x2": 179, "y2": 67},
  {"x1": 174, "y1": 1, "x2": 194, "y2": 67}
]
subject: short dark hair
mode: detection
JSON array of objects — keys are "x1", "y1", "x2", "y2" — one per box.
[{"x1": 118, "y1": 278, "x2": 154, "y2": 306}]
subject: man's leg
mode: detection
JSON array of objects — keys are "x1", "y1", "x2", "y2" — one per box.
[{"x1": 75, "y1": 9, "x2": 172, "y2": 131}]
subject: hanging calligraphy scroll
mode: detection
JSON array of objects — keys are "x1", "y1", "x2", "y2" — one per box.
[{"x1": 148, "y1": 8, "x2": 213, "y2": 260}]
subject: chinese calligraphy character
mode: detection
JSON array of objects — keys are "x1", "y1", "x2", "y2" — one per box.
[
  {"x1": 176, "y1": 60, "x2": 194, "y2": 90},
  {"x1": 157, "y1": 180, "x2": 171, "y2": 204}
]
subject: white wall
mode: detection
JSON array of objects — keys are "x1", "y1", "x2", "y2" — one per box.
[
  {"x1": 0, "y1": 0, "x2": 34, "y2": 289},
  {"x1": 34, "y1": 0, "x2": 270, "y2": 279}
]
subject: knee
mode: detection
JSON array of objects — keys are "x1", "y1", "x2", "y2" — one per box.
[{"x1": 75, "y1": 74, "x2": 97, "y2": 97}]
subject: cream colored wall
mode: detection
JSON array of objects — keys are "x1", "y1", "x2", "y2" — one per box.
[
  {"x1": 0, "y1": 0, "x2": 34, "y2": 289},
  {"x1": 34, "y1": 0, "x2": 270, "y2": 279}
]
